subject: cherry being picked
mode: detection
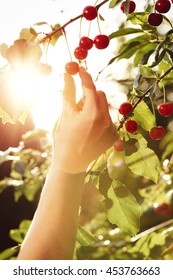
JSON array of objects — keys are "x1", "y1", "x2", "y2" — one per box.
[{"x1": 63, "y1": 1, "x2": 173, "y2": 152}]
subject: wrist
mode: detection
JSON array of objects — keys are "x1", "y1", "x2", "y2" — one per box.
[
  {"x1": 48, "y1": 163, "x2": 86, "y2": 179},
  {"x1": 50, "y1": 152, "x2": 88, "y2": 175}
]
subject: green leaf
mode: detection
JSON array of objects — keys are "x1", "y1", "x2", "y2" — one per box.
[
  {"x1": 30, "y1": 27, "x2": 38, "y2": 36},
  {"x1": 50, "y1": 24, "x2": 63, "y2": 46},
  {"x1": 9, "y1": 220, "x2": 31, "y2": 243},
  {"x1": 149, "y1": 232, "x2": 166, "y2": 249},
  {"x1": 0, "y1": 106, "x2": 29, "y2": 125},
  {"x1": 99, "y1": 14, "x2": 105, "y2": 21},
  {"x1": 109, "y1": 0, "x2": 122, "y2": 8},
  {"x1": 23, "y1": 179, "x2": 42, "y2": 201},
  {"x1": 0, "y1": 106, "x2": 15, "y2": 124},
  {"x1": 109, "y1": 28, "x2": 143, "y2": 39},
  {"x1": 22, "y1": 128, "x2": 48, "y2": 143},
  {"x1": 117, "y1": 34, "x2": 150, "y2": 60},
  {"x1": 128, "y1": 12, "x2": 150, "y2": 28},
  {"x1": 134, "y1": 43, "x2": 157, "y2": 66},
  {"x1": 34, "y1": 21, "x2": 48, "y2": 26},
  {"x1": 106, "y1": 181, "x2": 141, "y2": 236},
  {"x1": 132, "y1": 101, "x2": 156, "y2": 131},
  {"x1": 0, "y1": 247, "x2": 19, "y2": 260},
  {"x1": 160, "y1": 132, "x2": 173, "y2": 159},
  {"x1": 17, "y1": 111, "x2": 28, "y2": 125},
  {"x1": 77, "y1": 226, "x2": 97, "y2": 246},
  {"x1": 124, "y1": 134, "x2": 160, "y2": 183},
  {"x1": 129, "y1": 232, "x2": 166, "y2": 258},
  {"x1": 20, "y1": 28, "x2": 36, "y2": 42},
  {"x1": 140, "y1": 65, "x2": 156, "y2": 78},
  {"x1": 129, "y1": 234, "x2": 151, "y2": 257}
]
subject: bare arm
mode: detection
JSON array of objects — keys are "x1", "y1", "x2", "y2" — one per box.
[{"x1": 17, "y1": 67, "x2": 118, "y2": 260}]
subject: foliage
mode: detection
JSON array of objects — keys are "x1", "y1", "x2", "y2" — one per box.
[{"x1": 0, "y1": 0, "x2": 173, "y2": 259}]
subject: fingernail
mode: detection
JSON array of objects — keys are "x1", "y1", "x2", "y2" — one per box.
[{"x1": 79, "y1": 66, "x2": 86, "y2": 72}]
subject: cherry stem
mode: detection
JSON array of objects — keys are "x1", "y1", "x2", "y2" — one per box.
[
  {"x1": 97, "y1": 15, "x2": 102, "y2": 35},
  {"x1": 39, "y1": 0, "x2": 109, "y2": 44},
  {"x1": 162, "y1": 83, "x2": 166, "y2": 103},
  {"x1": 150, "y1": 96, "x2": 156, "y2": 124},
  {"x1": 63, "y1": 28, "x2": 72, "y2": 61}
]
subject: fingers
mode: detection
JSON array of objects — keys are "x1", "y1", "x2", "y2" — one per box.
[
  {"x1": 79, "y1": 67, "x2": 99, "y2": 110},
  {"x1": 97, "y1": 90, "x2": 111, "y2": 121},
  {"x1": 62, "y1": 73, "x2": 76, "y2": 114}
]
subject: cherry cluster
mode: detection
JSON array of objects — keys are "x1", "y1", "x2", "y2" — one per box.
[
  {"x1": 65, "y1": 5, "x2": 110, "y2": 75},
  {"x1": 148, "y1": 0, "x2": 172, "y2": 26},
  {"x1": 114, "y1": 100, "x2": 173, "y2": 151},
  {"x1": 120, "y1": 0, "x2": 172, "y2": 27}
]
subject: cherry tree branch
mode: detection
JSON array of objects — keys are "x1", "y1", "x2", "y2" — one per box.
[
  {"x1": 117, "y1": 65, "x2": 173, "y2": 131},
  {"x1": 39, "y1": 0, "x2": 109, "y2": 44}
]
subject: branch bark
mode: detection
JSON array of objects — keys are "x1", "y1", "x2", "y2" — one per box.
[{"x1": 39, "y1": 0, "x2": 109, "y2": 44}]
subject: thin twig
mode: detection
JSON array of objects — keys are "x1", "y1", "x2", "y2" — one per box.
[
  {"x1": 117, "y1": 65, "x2": 173, "y2": 131},
  {"x1": 39, "y1": 0, "x2": 109, "y2": 44}
]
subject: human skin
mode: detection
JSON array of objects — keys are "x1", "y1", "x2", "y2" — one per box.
[{"x1": 17, "y1": 67, "x2": 118, "y2": 260}]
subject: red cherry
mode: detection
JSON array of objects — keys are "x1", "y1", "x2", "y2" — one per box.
[
  {"x1": 65, "y1": 61, "x2": 79, "y2": 75},
  {"x1": 154, "y1": 203, "x2": 172, "y2": 216},
  {"x1": 83, "y1": 6, "x2": 97, "y2": 21},
  {"x1": 155, "y1": 0, "x2": 171, "y2": 14},
  {"x1": 79, "y1": 36, "x2": 93, "y2": 50},
  {"x1": 119, "y1": 102, "x2": 133, "y2": 116},
  {"x1": 114, "y1": 138, "x2": 124, "y2": 152},
  {"x1": 94, "y1": 35, "x2": 110, "y2": 50},
  {"x1": 149, "y1": 126, "x2": 165, "y2": 140},
  {"x1": 120, "y1": 1, "x2": 136, "y2": 14},
  {"x1": 158, "y1": 102, "x2": 173, "y2": 117},
  {"x1": 148, "y1": 13, "x2": 163, "y2": 26},
  {"x1": 74, "y1": 47, "x2": 88, "y2": 60},
  {"x1": 125, "y1": 120, "x2": 138, "y2": 133}
]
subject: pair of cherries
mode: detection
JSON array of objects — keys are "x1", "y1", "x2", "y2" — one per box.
[{"x1": 120, "y1": 0, "x2": 172, "y2": 27}]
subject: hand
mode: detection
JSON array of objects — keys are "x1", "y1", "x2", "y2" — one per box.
[{"x1": 51, "y1": 67, "x2": 118, "y2": 174}]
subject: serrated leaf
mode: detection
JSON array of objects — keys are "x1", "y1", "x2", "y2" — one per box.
[
  {"x1": 77, "y1": 226, "x2": 97, "y2": 246},
  {"x1": 132, "y1": 101, "x2": 156, "y2": 131},
  {"x1": 106, "y1": 181, "x2": 141, "y2": 236},
  {"x1": 124, "y1": 134, "x2": 160, "y2": 183}
]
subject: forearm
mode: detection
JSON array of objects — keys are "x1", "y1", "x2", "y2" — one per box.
[{"x1": 17, "y1": 167, "x2": 85, "y2": 260}]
